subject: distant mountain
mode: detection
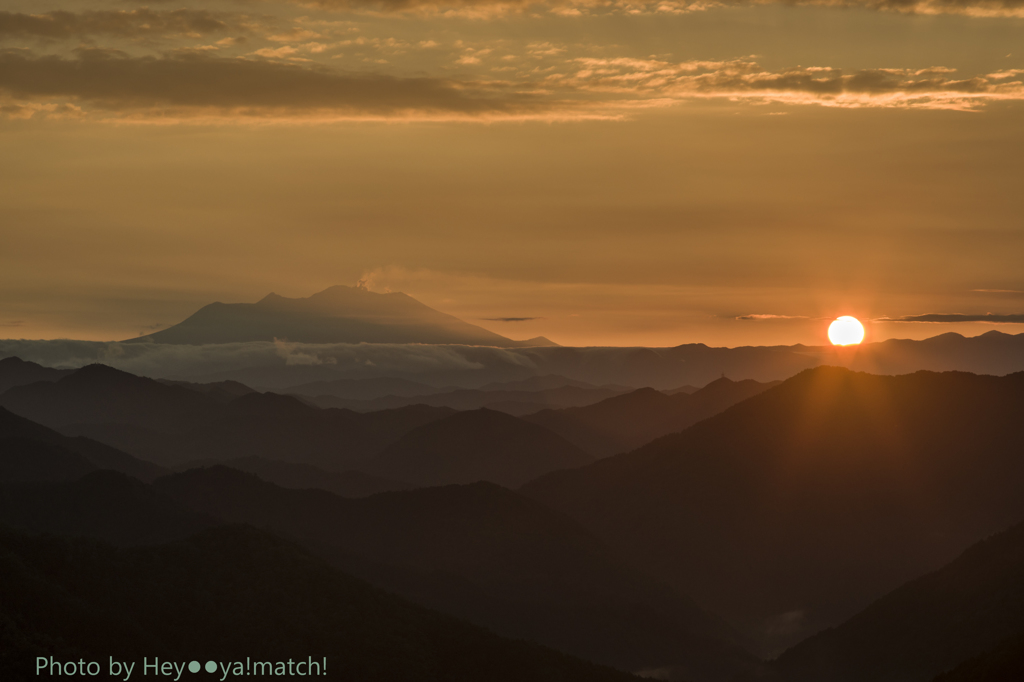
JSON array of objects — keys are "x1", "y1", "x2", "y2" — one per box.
[
  {"x1": 524, "y1": 377, "x2": 779, "y2": 458},
  {"x1": 522, "y1": 368, "x2": 1024, "y2": 653},
  {"x1": 0, "y1": 525, "x2": 638, "y2": 682},
  {"x1": 124, "y1": 285, "x2": 558, "y2": 347},
  {"x1": 0, "y1": 407, "x2": 166, "y2": 483},
  {"x1": 283, "y1": 374, "x2": 619, "y2": 401},
  {"x1": 837, "y1": 330, "x2": 1024, "y2": 378},
  {"x1": 0, "y1": 356, "x2": 71, "y2": 393},
  {"x1": 0, "y1": 363, "x2": 456, "y2": 470},
  {"x1": 176, "y1": 396, "x2": 455, "y2": 469},
  {"x1": 307, "y1": 384, "x2": 630, "y2": 416},
  {"x1": 157, "y1": 378, "x2": 256, "y2": 402},
  {"x1": 194, "y1": 455, "x2": 416, "y2": 497},
  {"x1": 0, "y1": 363, "x2": 217, "y2": 432},
  {"x1": 771, "y1": 520, "x2": 1024, "y2": 682},
  {"x1": 284, "y1": 376, "x2": 440, "y2": 400},
  {"x1": 63, "y1": 395, "x2": 455, "y2": 470},
  {"x1": 479, "y1": 375, "x2": 621, "y2": 392},
  {"x1": 154, "y1": 467, "x2": 755, "y2": 680},
  {"x1": 362, "y1": 409, "x2": 594, "y2": 488},
  {"x1": 664, "y1": 384, "x2": 700, "y2": 395}
]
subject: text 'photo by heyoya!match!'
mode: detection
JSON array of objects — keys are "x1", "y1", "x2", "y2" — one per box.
[{"x1": 36, "y1": 658, "x2": 328, "y2": 679}]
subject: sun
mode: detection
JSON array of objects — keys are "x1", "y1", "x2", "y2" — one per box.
[{"x1": 828, "y1": 316, "x2": 865, "y2": 346}]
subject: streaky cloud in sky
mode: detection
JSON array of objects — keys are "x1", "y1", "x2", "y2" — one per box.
[
  {"x1": 736, "y1": 314, "x2": 810, "y2": 320},
  {"x1": 0, "y1": 49, "x2": 551, "y2": 121},
  {"x1": 2, "y1": 50, "x2": 1020, "y2": 122},
  {"x1": 881, "y1": 313, "x2": 1024, "y2": 323},
  {"x1": 0, "y1": 10, "x2": 245, "y2": 40},
  {"x1": 293, "y1": 0, "x2": 1024, "y2": 17},
  {"x1": 481, "y1": 317, "x2": 543, "y2": 322}
]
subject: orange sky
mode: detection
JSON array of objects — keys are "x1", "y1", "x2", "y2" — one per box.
[{"x1": 1, "y1": 0, "x2": 1023, "y2": 346}]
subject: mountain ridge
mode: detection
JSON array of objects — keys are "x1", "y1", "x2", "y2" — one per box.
[
  {"x1": 522, "y1": 367, "x2": 1024, "y2": 653},
  {"x1": 124, "y1": 285, "x2": 558, "y2": 348}
]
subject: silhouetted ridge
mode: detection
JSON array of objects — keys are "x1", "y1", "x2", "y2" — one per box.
[
  {"x1": 0, "y1": 356, "x2": 71, "y2": 393},
  {"x1": 152, "y1": 466, "x2": 755, "y2": 679},
  {"x1": 0, "y1": 407, "x2": 166, "y2": 483},
  {"x1": 772, "y1": 519, "x2": 1024, "y2": 682},
  {"x1": 38, "y1": 366, "x2": 457, "y2": 471},
  {"x1": 307, "y1": 383, "x2": 629, "y2": 416},
  {"x1": 523, "y1": 377, "x2": 778, "y2": 458},
  {"x1": 364, "y1": 408, "x2": 594, "y2": 487},
  {"x1": 59, "y1": 362, "x2": 140, "y2": 386},
  {"x1": 523, "y1": 367, "x2": 1024, "y2": 653},
  {"x1": 226, "y1": 390, "x2": 318, "y2": 417},
  {"x1": 284, "y1": 376, "x2": 439, "y2": 401},
  {"x1": 0, "y1": 363, "x2": 217, "y2": 432},
  {"x1": 208, "y1": 456, "x2": 415, "y2": 497},
  {"x1": 934, "y1": 634, "x2": 1024, "y2": 682}
]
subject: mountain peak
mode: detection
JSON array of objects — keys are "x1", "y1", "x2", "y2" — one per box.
[
  {"x1": 61, "y1": 363, "x2": 139, "y2": 385},
  {"x1": 125, "y1": 286, "x2": 542, "y2": 347}
]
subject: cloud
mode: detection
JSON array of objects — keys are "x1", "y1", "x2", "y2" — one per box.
[
  {"x1": 972, "y1": 289, "x2": 1024, "y2": 294},
  {"x1": 736, "y1": 314, "x2": 808, "y2": 320},
  {"x1": 481, "y1": 317, "x2": 543, "y2": 322},
  {"x1": 273, "y1": 338, "x2": 339, "y2": 365},
  {"x1": 559, "y1": 58, "x2": 1024, "y2": 110},
  {"x1": 0, "y1": 10, "x2": 240, "y2": 40},
  {"x1": 881, "y1": 313, "x2": 1024, "y2": 323},
  {"x1": 0, "y1": 49, "x2": 555, "y2": 121},
  {"x1": 0, "y1": 320, "x2": 24, "y2": 327},
  {"x1": 2, "y1": 48, "x2": 1021, "y2": 122},
  {"x1": 288, "y1": 0, "x2": 1024, "y2": 17},
  {"x1": 0, "y1": 339, "x2": 508, "y2": 385},
  {"x1": 764, "y1": 0, "x2": 1024, "y2": 18}
]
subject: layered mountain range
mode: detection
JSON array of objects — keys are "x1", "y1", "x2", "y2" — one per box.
[{"x1": 5, "y1": 349, "x2": 1024, "y2": 681}]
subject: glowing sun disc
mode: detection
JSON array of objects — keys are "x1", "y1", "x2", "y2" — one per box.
[{"x1": 828, "y1": 316, "x2": 865, "y2": 346}]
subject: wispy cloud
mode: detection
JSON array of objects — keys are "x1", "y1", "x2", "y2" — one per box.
[
  {"x1": 291, "y1": 0, "x2": 1024, "y2": 18},
  {"x1": 736, "y1": 314, "x2": 808, "y2": 320},
  {"x1": 558, "y1": 58, "x2": 1024, "y2": 111},
  {"x1": 880, "y1": 313, "x2": 1024, "y2": 323},
  {"x1": 3, "y1": 48, "x2": 1022, "y2": 122},
  {"x1": 0, "y1": 49, "x2": 558, "y2": 121},
  {"x1": 972, "y1": 289, "x2": 1024, "y2": 294},
  {"x1": 481, "y1": 317, "x2": 543, "y2": 322},
  {"x1": 0, "y1": 10, "x2": 243, "y2": 40}
]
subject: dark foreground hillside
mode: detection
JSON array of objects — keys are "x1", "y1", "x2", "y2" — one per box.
[
  {"x1": 771, "y1": 520, "x2": 1024, "y2": 682},
  {"x1": 934, "y1": 635, "x2": 1024, "y2": 682},
  {"x1": 524, "y1": 367, "x2": 1024, "y2": 652},
  {"x1": 155, "y1": 466, "x2": 755, "y2": 681},
  {"x1": 0, "y1": 525, "x2": 639, "y2": 682}
]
